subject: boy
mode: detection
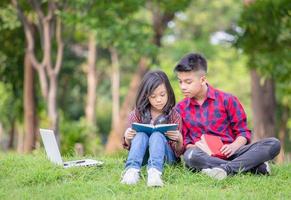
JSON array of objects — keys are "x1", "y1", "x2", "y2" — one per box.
[{"x1": 174, "y1": 53, "x2": 281, "y2": 180}]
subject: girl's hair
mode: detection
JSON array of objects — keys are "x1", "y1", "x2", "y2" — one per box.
[{"x1": 135, "y1": 70, "x2": 176, "y2": 124}]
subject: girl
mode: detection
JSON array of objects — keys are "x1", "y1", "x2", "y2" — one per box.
[{"x1": 121, "y1": 70, "x2": 184, "y2": 187}]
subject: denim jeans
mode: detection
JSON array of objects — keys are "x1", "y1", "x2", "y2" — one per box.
[{"x1": 125, "y1": 131, "x2": 178, "y2": 172}]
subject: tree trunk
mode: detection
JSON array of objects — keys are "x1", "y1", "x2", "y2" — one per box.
[
  {"x1": 85, "y1": 33, "x2": 97, "y2": 125},
  {"x1": 250, "y1": 69, "x2": 276, "y2": 141},
  {"x1": 48, "y1": 74, "x2": 59, "y2": 143},
  {"x1": 105, "y1": 57, "x2": 148, "y2": 153},
  {"x1": 17, "y1": 128, "x2": 24, "y2": 153},
  {"x1": 151, "y1": 5, "x2": 174, "y2": 47},
  {"x1": 23, "y1": 51, "x2": 37, "y2": 153},
  {"x1": 8, "y1": 119, "x2": 15, "y2": 149},
  {"x1": 276, "y1": 107, "x2": 289, "y2": 164},
  {"x1": 109, "y1": 47, "x2": 120, "y2": 131},
  {"x1": 0, "y1": 122, "x2": 3, "y2": 149}
]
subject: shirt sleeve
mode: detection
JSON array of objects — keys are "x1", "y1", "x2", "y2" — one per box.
[{"x1": 226, "y1": 95, "x2": 252, "y2": 144}]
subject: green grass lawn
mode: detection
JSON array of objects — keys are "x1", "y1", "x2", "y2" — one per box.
[{"x1": 0, "y1": 151, "x2": 290, "y2": 200}]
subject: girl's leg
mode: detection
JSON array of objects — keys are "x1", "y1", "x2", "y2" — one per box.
[
  {"x1": 164, "y1": 142, "x2": 178, "y2": 165},
  {"x1": 147, "y1": 131, "x2": 167, "y2": 187},
  {"x1": 147, "y1": 131, "x2": 167, "y2": 172},
  {"x1": 125, "y1": 132, "x2": 149, "y2": 170}
]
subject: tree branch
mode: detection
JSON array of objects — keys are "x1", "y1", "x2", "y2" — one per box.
[
  {"x1": 12, "y1": 0, "x2": 48, "y2": 99},
  {"x1": 29, "y1": 0, "x2": 44, "y2": 20},
  {"x1": 54, "y1": 17, "x2": 63, "y2": 74},
  {"x1": 11, "y1": 0, "x2": 42, "y2": 69}
]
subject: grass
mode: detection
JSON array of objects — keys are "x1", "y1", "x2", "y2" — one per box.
[{"x1": 0, "y1": 151, "x2": 290, "y2": 200}]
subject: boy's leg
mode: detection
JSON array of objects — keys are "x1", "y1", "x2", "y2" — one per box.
[
  {"x1": 218, "y1": 137, "x2": 281, "y2": 175},
  {"x1": 183, "y1": 147, "x2": 227, "y2": 171},
  {"x1": 125, "y1": 132, "x2": 149, "y2": 170},
  {"x1": 147, "y1": 131, "x2": 168, "y2": 172}
]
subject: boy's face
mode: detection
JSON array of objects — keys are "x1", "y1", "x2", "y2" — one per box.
[
  {"x1": 148, "y1": 84, "x2": 168, "y2": 112},
  {"x1": 176, "y1": 71, "x2": 206, "y2": 98}
]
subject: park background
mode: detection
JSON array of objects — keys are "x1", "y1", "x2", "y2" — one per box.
[
  {"x1": 0, "y1": 0, "x2": 291, "y2": 199},
  {"x1": 0, "y1": 0, "x2": 291, "y2": 165}
]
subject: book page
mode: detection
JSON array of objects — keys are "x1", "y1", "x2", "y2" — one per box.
[{"x1": 155, "y1": 123, "x2": 177, "y2": 128}]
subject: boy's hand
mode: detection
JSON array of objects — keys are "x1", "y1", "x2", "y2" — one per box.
[
  {"x1": 220, "y1": 143, "x2": 240, "y2": 158},
  {"x1": 124, "y1": 128, "x2": 137, "y2": 142},
  {"x1": 221, "y1": 136, "x2": 247, "y2": 158},
  {"x1": 165, "y1": 130, "x2": 182, "y2": 143}
]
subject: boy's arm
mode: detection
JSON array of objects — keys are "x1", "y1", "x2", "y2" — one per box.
[{"x1": 226, "y1": 95, "x2": 252, "y2": 144}]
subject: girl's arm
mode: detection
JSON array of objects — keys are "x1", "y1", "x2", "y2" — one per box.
[
  {"x1": 124, "y1": 128, "x2": 137, "y2": 146},
  {"x1": 167, "y1": 131, "x2": 184, "y2": 156},
  {"x1": 167, "y1": 110, "x2": 185, "y2": 157},
  {"x1": 123, "y1": 110, "x2": 140, "y2": 150}
]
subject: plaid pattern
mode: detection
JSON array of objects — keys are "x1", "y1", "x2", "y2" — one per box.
[
  {"x1": 176, "y1": 85, "x2": 251, "y2": 147},
  {"x1": 124, "y1": 108, "x2": 184, "y2": 157}
]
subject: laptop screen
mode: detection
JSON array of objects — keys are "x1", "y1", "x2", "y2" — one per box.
[{"x1": 40, "y1": 129, "x2": 63, "y2": 165}]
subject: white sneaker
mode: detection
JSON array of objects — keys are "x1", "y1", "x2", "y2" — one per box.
[
  {"x1": 201, "y1": 168, "x2": 212, "y2": 174},
  {"x1": 202, "y1": 167, "x2": 227, "y2": 180},
  {"x1": 147, "y1": 168, "x2": 164, "y2": 187},
  {"x1": 121, "y1": 168, "x2": 140, "y2": 185},
  {"x1": 265, "y1": 162, "x2": 271, "y2": 175}
]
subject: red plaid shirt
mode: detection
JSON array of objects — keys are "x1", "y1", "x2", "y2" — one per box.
[
  {"x1": 123, "y1": 108, "x2": 184, "y2": 157},
  {"x1": 175, "y1": 85, "x2": 251, "y2": 147}
]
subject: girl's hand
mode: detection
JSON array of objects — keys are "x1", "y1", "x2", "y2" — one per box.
[
  {"x1": 165, "y1": 130, "x2": 182, "y2": 143},
  {"x1": 124, "y1": 128, "x2": 137, "y2": 142}
]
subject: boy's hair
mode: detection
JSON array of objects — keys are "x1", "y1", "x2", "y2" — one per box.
[
  {"x1": 174, "y1": 53, "x2": 207, "y2": 73},
  {"x1": 135, "y1": 70, "x2": 175, "y2": 120}
]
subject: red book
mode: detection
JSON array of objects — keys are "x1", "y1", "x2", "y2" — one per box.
[{"x1": 201, "y1": 134, "x2": 227, "y2": 159}]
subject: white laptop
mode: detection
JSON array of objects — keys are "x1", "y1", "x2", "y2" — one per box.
[{"x1": 40, "y1": 128, "x2": 103, "y2": 168}]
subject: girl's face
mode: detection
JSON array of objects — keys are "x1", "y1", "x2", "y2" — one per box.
[{"x1": 148, "y1": 84, "x2": 168, "y2": 112}]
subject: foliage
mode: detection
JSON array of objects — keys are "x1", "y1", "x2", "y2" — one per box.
[
  {"x1": 0, "y1": 83, "x2": 20, "y2": 129},
  {"x1": 235, "y1": 0, "x2": 291, "y2": 107},
  {"x1": 59, "y1": 116, "x2": 102, "y2": 156},
  {"x1": 0, "y1": 152, "x2": 290, "y2": 199},
  {"x1": 0, "y1": 0, "x2": 290, "y2": 155},
  {"x1": 0, "y1": 3, "x2": 24, "y2": 128},
  {"x1": 160, "y1": 0, "x2": 252, "y2": 122},
  {"x1": 0, "y1": 4, "x2": 20, "y2": 30}
]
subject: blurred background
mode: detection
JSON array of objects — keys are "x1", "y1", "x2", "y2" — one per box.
[{"x1": 0, "y1": 0, "x2": 290, "y2": 163}]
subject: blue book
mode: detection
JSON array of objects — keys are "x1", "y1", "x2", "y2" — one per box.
[{"x1": 132, "y1": 122, "x2": 178, "y2": 136}]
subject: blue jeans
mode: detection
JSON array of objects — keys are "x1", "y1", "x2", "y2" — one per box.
[{"x1": 125, "y1": 131, "x2": 178, "y2": 172}]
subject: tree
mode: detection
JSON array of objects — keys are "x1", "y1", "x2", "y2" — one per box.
[
  {"x1": 85, "y1": 32, "x2": 98, "y2": 126},
  {"x1": 12, "y1": 0, "x2": 64, "y2": 144},
  {"x1": 23, "y1": 47, "x2": 37, "y2": 152},
  {"x1": 62, "y1": 0, "x2": 146, "y2": 154},
  {"x1": 105, "y1": 0, "x2": 191, "y2": 153},
  {"x1": 0, "y1": 2, "x2": 26, "y2": 151},
  {"x1": 237, "y1": 0, "x2": 291, "y2": 161}
]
